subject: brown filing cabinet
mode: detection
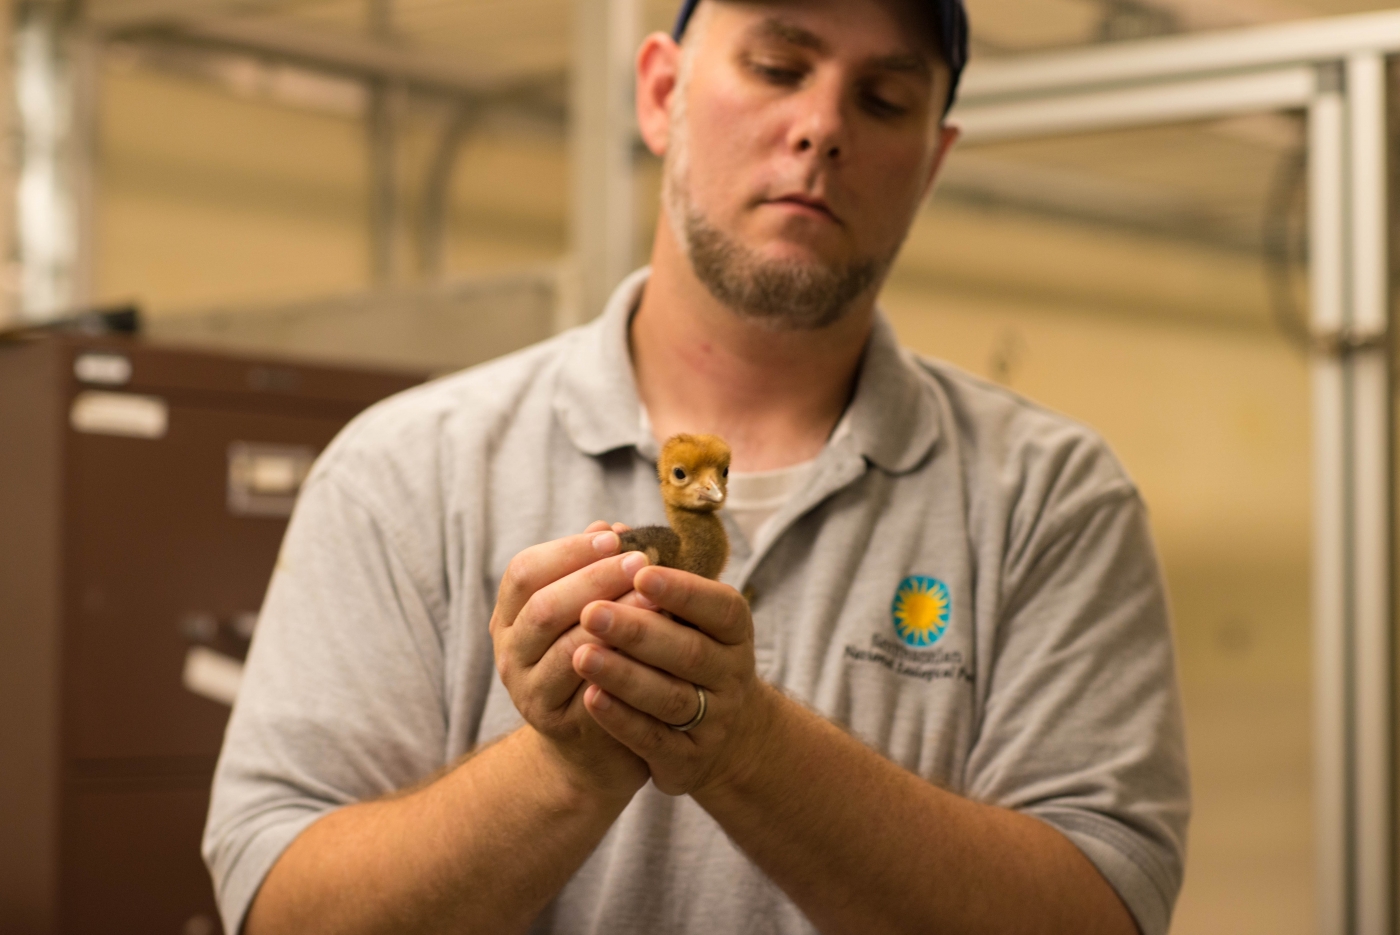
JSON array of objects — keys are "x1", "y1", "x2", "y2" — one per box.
[{"x1": 0, "y1": 335, "x2": 422, "y2": 935}]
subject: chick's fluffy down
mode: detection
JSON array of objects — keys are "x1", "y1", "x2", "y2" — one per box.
[{"x1": 618, "y1": 525, "x2": 683, "y2": 569}]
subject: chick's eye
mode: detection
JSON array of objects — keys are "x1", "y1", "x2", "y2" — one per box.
[
  {"x1": 722, "y1": 467, "x2": 729, "y2": 478},
  {"x1": 673, "y1": 467, "x2": 687, "y2": 481}
]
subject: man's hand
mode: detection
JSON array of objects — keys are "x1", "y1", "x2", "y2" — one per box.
[
  {"x1": 570, "y1": 565, "x2": 777, "y2": 797},
  {"x1": 490, "y1": 522, "x2": 654, "y2": 799}
]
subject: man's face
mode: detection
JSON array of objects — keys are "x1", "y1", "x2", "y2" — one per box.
[{"x1": 662, "y1": 0, "x2": 953, "y2": 330}]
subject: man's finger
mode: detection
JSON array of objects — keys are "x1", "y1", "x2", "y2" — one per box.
[
  {"x1": 512, "y1": 551, "x2": 650, "y2": 664},
  {"x1": 632, "y1": 567, "x2": 751, "y2": 646},
  {"x1": 574, "y1": 643, "x2": 706, "y2": 728},
  {"x1": 615, "y1": 589, "x2": 660, "y2": 611},
  {"x1": 527, "y1": 624, "x2": 605, "y2": 712},
  {"x1": 583, "y1": 684, "x2": 684, "y2": 759},
  {"x1": 493, "y1": 529, "x2": 623, "y2": 635},
  {"x1": 580, "y1": 601, "x2": 724, "y2": 688}
]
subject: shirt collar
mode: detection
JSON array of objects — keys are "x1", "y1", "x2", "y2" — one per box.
[
  {"x1": 552, "y1": 268, "x2": 942, "y2": 474},
  {"x1": 837, "y1": 312, "x2": 943, "y2": 474},
  {"x1": 553, "y1": 268, "x2": 658, "y2": 461}
]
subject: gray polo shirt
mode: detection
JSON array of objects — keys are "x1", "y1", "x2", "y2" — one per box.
[{"x1": 204, "y1": 270, "x2": 1190, "y2": 935}]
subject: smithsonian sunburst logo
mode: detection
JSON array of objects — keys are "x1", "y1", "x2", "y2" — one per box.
[{"x1": 891, "y1": 576, "x2": 952, "y2": 647}]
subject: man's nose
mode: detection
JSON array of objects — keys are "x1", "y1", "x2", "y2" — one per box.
[{"x1": 787, "y1": 75, "x2": 848, "y2": 163}]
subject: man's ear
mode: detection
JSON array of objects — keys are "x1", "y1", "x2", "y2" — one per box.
[
  {"x1": 636, "y1": 32, "x2": 682, "y2": 158},
  {"x1": 920, "y1": 123, "x2": 961, "y2": 201}
]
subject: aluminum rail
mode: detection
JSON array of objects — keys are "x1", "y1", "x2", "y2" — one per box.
[
  {"x1": 1305, "y1": 52, "x2": 1395, "y2": 935},
  {"x1": 957, "y1": 8, "x2": 1400, "y2": 103},
  {"x1": 1344, "y1": 51, "x2": 1393, "y2": 935},
  {"x1": 1308, "y1": 66, "x2": 1352, "y2": 935},
  {"x1": 957, "y1": 65, "x2": 1314, "y2": 144}
]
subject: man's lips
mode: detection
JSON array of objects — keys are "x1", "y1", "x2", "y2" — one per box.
[{"x1": 764, "y1": 195, "x2": 841, "y2": 224}]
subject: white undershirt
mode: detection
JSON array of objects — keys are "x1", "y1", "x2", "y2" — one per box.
[
  {"x1": 725, "y1": 459, "x2": 819, "y2": 546},
  {"x1": 638, "y1": 408, "x2": 851, "y2": 548}
]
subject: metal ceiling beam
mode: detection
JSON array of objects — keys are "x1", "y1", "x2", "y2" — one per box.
[
  {"x1": 958, "y1": 65, "x2": 1314, "y2": 144},
  {"x1": 105, "y1": 15, "x2": 554, "y2": 99},
  {"x1": 569, "y1": 0, "x2": 636, "y2": 326},
  {"x1": 85, "y1": 0, "x2": 295, "y2": 31}
]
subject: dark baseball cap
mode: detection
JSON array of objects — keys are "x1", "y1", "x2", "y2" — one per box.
[{"x1": 672, "y1": 0, "x2": 969, "y2": 114}]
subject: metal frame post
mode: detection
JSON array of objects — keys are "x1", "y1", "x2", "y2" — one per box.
[
  {"x1": 15, "y1": 0, "x2": 94, "y2": 322},
  {"x1": 568, "y1": 0, "x2": 635, "y2": 326},
  {"x1": 417, "y1": 100, "x2": 477, "y2": 281},
  {"x1": 367, "y1": 0, "x2": 398, "y2": 287},
  {"x1": 1310, "y1": 61, "x2": 1356, "y2": 935},
  {"x1": 0, "y1": 0, "x2": 16, "y2": 329},
  {"x1": 1344, "y1": 50, "x2": 1393, "y2": 935},
  {"x1": 1308, "y1": 53, "x2": 1396, "y2": 935}
]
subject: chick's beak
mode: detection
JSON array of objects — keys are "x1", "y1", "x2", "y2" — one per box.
[{"x1": 697, "y1": 480, "x2": 725, "y2": 504}]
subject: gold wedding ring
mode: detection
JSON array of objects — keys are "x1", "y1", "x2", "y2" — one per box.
[{"x1": 670, "y1": 685, "x2": 707, "y2": 732}]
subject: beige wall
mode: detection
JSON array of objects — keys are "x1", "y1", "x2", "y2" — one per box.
[
  {"x1": 98, "y1": 63, "x2": 371, "y2": 313},
  {"x1": 96, "y1": 60, "x2": 566, "y2": 318}
]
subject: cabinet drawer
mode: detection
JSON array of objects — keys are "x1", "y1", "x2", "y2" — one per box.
[
  {"x1": 62, "y1": 777, "x2": 223, "y2": 935},
  {"x1": 65, "y1": 403, "x2": 343, "y2": 761}
]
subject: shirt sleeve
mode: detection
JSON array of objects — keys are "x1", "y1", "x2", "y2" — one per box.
[
  {"x1": 201, "y1": 468, "x2": 451, "y2": 935},
  {"x1": 964, "y1": 488, "x2": 1191, "y2": 935}
]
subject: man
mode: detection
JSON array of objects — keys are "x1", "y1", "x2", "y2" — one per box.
[{"x1": 204, "y1": 1, "x2": 1190, "y2": 933}]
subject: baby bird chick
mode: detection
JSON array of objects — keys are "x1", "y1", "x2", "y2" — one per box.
[{"x1": 619, "y1": 434, "x2": 731, "y2": 580}]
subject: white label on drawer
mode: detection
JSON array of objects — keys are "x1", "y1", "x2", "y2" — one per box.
[
  {"x1": 182, "y1": 646, "x2": 244, "y2": 707},
  {"x1": 73, "y1": 353, "x2": 133, "y2": 386},
  {"x1": 70, "y1": 390, "x2": 168, "y2": 439},
  {"x1": 249, "y1": 453, "x2": 300, "y2": 494},
  {"x1": 228, "y1": 442, "x2": 315, "y2": 517}
]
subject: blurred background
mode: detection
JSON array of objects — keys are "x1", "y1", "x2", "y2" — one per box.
[{"x1": 0, "y1": 1, "x2": 1398, "y2": 934}]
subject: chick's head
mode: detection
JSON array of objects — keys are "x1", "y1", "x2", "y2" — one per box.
[{"x1": 657, "y1": 434, "x2": 731, "y2": 513}]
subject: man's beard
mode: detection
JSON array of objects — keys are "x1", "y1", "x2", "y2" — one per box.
[
  {"x1": 661, "y1": 48, "x2": 888, "y2": 333},
  {"x1": 680, "y1": 205, "x2": 881, "y2": 332}
]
